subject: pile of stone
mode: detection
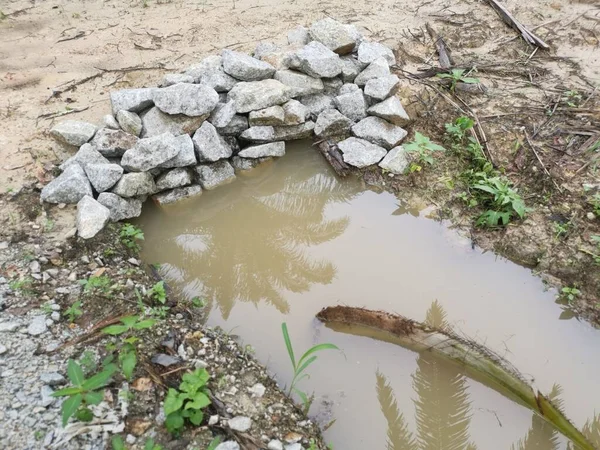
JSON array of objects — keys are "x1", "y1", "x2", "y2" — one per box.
[{"x1": 42, "y1": 18, "x2": 411, "y2": 239}]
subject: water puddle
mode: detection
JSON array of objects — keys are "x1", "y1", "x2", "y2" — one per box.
[{"x1": 138, "y1": 142, "x2": 600, "y2": 449}]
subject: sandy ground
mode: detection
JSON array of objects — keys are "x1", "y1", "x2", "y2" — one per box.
[{"x1": 1, "y1": 0, "x2": 598, "y2": 195}]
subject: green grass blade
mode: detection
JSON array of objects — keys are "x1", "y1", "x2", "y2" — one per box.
[
  {"x1": 297, "y1": 343, "x2": 340, "y2": 369},
  {"x1": 281, "y1": 323, "x2": 296, "y2": 371},
  {"x1": 295, "y1": 355, "x2": 318, "y2": 380}
]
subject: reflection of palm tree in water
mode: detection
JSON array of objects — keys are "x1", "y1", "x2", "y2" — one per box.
[
  {"x1": 376, "y1": 301, "x2": 600, "y2": 450},
  {"x1": 140, "y1": 147, "x2": 362, "y2": 319}
]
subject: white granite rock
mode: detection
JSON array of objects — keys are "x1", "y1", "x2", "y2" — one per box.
[
  {"x1": 337, "y1": 136, "x2": 387, "y2": 168},
  {"x1": 290, "y1": 41, "x2": 343, "y2": 78},
  {"x1": 76, "y1": 196, "x2": 110, "y2": 239},
  {"x1": 116, "y1": 110, "x2": 143, "y2": 137},
  {"x1": 314, "y1": 109, "x2": 352, "y2": 137},
  {"x1": 50, "y1": 121, "x2": 97, "y2": 147},
  {"x1": 228, "y1": 79, "x2": 292, "y2": 113},
  {"x1": 154, "y1": 83, "x2": 219, "y2": 117},
  {"x1": 195, "y1": 160, "x2": 236, "y2": 190},
  {"x1": 367, "y1": 96, "x2": 410, "y2": 126},
  {"x1": 354, "y1": 57, "x2": 390, "y2": 86},
  {"x1": 238, "y1": 142, "x2": 285, "y2": 158},
  {"x1": 378, "y1": 145, "x2": 409, "y2": 174},
  {"x1": 351, "y1": 116, "x2": 407, "y2": 149},
  {"x1": 192, "y1": 122, "x2": 233, "y2": 162},
  {"x1": 40, "y1": 164, "x2": 92, "y2": 204},
  {"x1": 97, "y1": 193, "x2": 143, "y2": 222},
  {"x1": 222, "y1": 49, "x2": 276, "y2": 81},
  {"x1": 84, "y1": 163, "x2": 123, "y2": 193}
]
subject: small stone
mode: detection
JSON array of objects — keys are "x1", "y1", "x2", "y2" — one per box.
[
  {"x1": 248, "y1": 383, "x2": 266, "y2": 397},
  {"x1": 126, "y1": 435, "x2": 136, "y2": 445},
  {"x1": 354, "y1": 57, "x2": 390, "y2": 87},
  {"x1": 288, "y1": 26, "x2": 310, "y2": 45},
  {"x1": 185, "y1": 55, "x2": 238, "y2": 92},
  {"x1": 228, "y1": 416, "x2": 252, "y2": 432},
  {"x1": 84, "y1": 163, "x2": 123, "y2": 193},
  {"x1": 363, "y1": 75, "x2": 400, "y2": 101},
  {"x1": 104, "y1": 114, "x2": 120, "y2": 130},
  {"x1": 40, "y1": 385, "x2": 55, "y2": 407},
  {"x1": 110, "y1": 88, "x2": 157, "y2": 115},
  {"x1": 222, "y1": 49, "x2": 276, "y2": 81},
  {"x1": 76, "y1": 196, "x2": 110, "y2": 239},
  {"x1": 50, "y1": 311, "x2": 60, "y2": 321},
  {"x1": 0, "y1": 344, "x2": 6, "y2": 355},
  {"x1": 249, "y1": 106, "x2": 286, "y2": 126},
  {"x1": 155, "y1": 168, "x2": 193, "y2": 191},
  {"x1": 116, "y1": 110, "x2": 143, "y2": 137},
  {"x1": 160, "y1": 73, "x2": 195, "y2": 87},
  {"x1": 357, "y1": 41, "x2": 396, "y2": 65},
  {"x1": 159, "y1": 134, "x2": 197, "y2": 168},
  {"x1": 121, "y1": 133, "x2": 182, "y2": 172},
  {"x1": 282, "y1": 100, "x2": 308, "y2": 125},
  {"x1": 50, "y1": 120, "x2": 97, "y2": 146},
  {"x1": 112, "y1": 173, "x2": 157, "y2": 198},
  {"x1": 27, "y1": 315, "x2": 48, "y2": 336},
  {"x1": 154, "y1": 83, "x2": 219, "y2": 117},
  {"x1": 338, "y1": 137, "x2": 387, "y2": 168},
  {"x1": 274, "y1": 70, "x2": 324, "y2": 97},
  {"x1": 367, "y1": 96, "x2": 410, "y2": 126},
  {"x1": 215, "y1": 442, "x2": 240, "y2": 450},
  {"x1": 128, "y1": 257, "x2": 140, "y2": 266},
  {"x1": 217, "y1": 115, "x2": 249, "y2": 136},
  {"x1": 152, "y1": 185, "x2": 203, "y2": 205},
  {"x1": 41, "y1": 164, "x2": 92, "y2": 204},
  {"x1": 208, "y1": 415, "x2": 219, "y2": 426},
  {"x1": 309, "y1": 18, "x2": 358, "y2": 54},
  {"x1": 314, "y1": 109, "x2": 352, "y2": 137},
  {"x1": 30, "y1": 260, "x2": 41, "y2": 273},
  {"x1": 228, "y1": 79, "x2": 292, "y2": 113},
  {"x1": 140, "y1": 107, "x2": 206, "y2": 138},
  {"x1": 587, "y1": 212, "x2": 596, "y2": 220},
  {"x1": 151, "y1": 354, "x2": 181, "y2": 367},
  {"x1": 195, "y1": 161, "x2": 236, "y2": 190},
  {"x1": 340, "y1": 55, "x2": 364, "y2": 83},
  {"x1": 192, "y1": 122, "x2": 233, "y2": 162},
  {"x1": 268, "y1": 440, "x2": 284, "y2": 450},
  {"x1": 273, "y1": 121, "x2": 315, "y2": 140},
  {"x1": 352, "y1": 116, "x2": 407, "y2": 149},
  {"x1": 378, "y1": 145, "x2": 409, "y2": 174},
  {"x1": 60, "y1": 143, "x2": 111, "y2": 171},
  {"x1": 338, "y1": 83, "x2": 361, "y2": 95},
  {"x1": 209, "y1": 101, "x2": 237, "y2": 128},
  {"x1": 97, "y1": 193, "x2": 143, "y2": 222},
  {"x1": 238, "y1": 142, "x2": 285, "y2": 158},
  {"x1": 91, "y1": 128, "x2": 139, "y2": 157},
  {"x1": 334, "y1": 89, "x2": 367, "y2": 122},
  {"x1": 0, "y1": 322, "x2": 19, "y2": 332},
  {"x1": 291, "y1": 41, "x2": 343, "y2": 78},
  {"x1": 298, "y1": 93, "x2": 335, "y2": 119},
  {"x1": 284, "y1": 444, "x2": 302, "y2": 450},
  {"x1": 231, "y1": 156, "x2": 272, "y2": 171}
]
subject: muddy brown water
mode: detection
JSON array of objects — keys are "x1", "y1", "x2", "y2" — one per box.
[{"x1": 139, "y1": 142, "x2": 600, "y2": 449}]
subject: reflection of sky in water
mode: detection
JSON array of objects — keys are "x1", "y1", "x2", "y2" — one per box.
[{"x1": 138, "y1": 143, "x2": 600, "y2": 450}]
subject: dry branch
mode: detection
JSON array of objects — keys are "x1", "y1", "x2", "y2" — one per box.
[
  {"x1": 484, "y1": 0, "x2": 550, "y2": 49},
  {"x1": 426, "y1": 23, "x2": 453, "y2": 69},
  {"x1": 315, "y1": 140, "x2": 351, "y2": 177},
  {"x1": 316, "y1": 305, "x2": 595, "y2": 450}
]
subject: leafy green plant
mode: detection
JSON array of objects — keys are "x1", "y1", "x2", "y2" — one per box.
[
  {"x1": 65, "y1": 300, "x2": 83, "y2": 323},
  {"x1": 192, "y1": 297, "x2": 206, "y2": 308},
  {"x1": 80, "y1": 275, "x2": 112, "y2": 294},
  {"x1": 281, "y1": 322, "x2": 340, "y2": 410},
  {"x1": 590, "y1": 193, "x2": 600, "y2": 218},
  {"x1": 164, "y1": 368, "x2": 212, "y2": 435},
  {"x1": 553, "y1": 221, "x2": 571, "y2": 239},
  {"x1": 437, "y1": 69, "x2": 480, "y2": 92},
  {"x1": 9, "y1": 276, "x2": 34, "y2": 294},
  {"x1": 563, "y1": 89, "x2": 582, "y2": 107},
  {"x1": 52, "y1": 359, "x2": 117, "y2": 426},
  {"x1": 445, "y1": 116, "x2": 474, "y2": 145},
  {"x1": 404, "y1": 132, "x2": 446, "y2": 172},
  {"x1": 206, "y1": 437, "x2": 221, "y2": 450},
  {"x1": 561, "y1": 286, "x2": 581, "y2": 303},
  {"x1": 471, "y1": 174, "x2": 526, "y2": 227},
  {"x1": 148, "y1": 281, "x2": 167, "y2": 304},
  {"x1": 118, "y1": 337, "x2": 138, "y2": 381},
  {"x1": 112, "y1": 435, "x2": 126, "y2": 450},
  {"x1": 102, "y1": 315, "x2": 156, "y2": 336},
  {"x1": 148, "y1": 306, "x2": 170, "y2": 319},
  {"x1": 120, "y1": 224, "x2": 145, "y2": 252}
]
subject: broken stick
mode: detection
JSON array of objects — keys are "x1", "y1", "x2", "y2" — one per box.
[
  {"x1": 485, "y1": 0, "x2": 549, "y2": 49},
  {"x1": 315, "y1": 140, "x2": 351, "y2": 177},
  {"x1": 425, "y1": 23, "x2": 453, "y2": 69}
]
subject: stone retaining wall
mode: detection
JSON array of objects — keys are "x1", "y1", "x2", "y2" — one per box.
[{"x1": 41, "y1": 18, "x2": 412, "y2": 239}]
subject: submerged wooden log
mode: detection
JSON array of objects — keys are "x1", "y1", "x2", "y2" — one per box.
[
  {"x1": 315, "y1": 139, "x2": 351, "y2": 177},
  {"x1": 316, "y1": 305, "x2": 596, "y2": 450}
]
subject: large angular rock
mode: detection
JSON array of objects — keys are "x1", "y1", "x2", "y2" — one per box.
[
  {"x1": 227, "y1": 80, "x2": 292, "y2": 113},
  {"x1": 354, "y1": 57, "x2": 390, "y2": 87},
  {"x1": 291, "y1": 42, "x2": 343, "y2": 78},
  {"x1": 309, "y1": 18, "x2": 357, "y2": 55},
  {"x1": 160, "y1": 73, "x2": 195, "y2": 87},
  {"x1": 97, "y1": 193, "x2": 143, "y2": 222},
  {"x1": 378, "y1": 145, "x2": 409, "y2": 174},
  {"x1": 111, "y1": 172, "x2": 156, "y2": 198},
  {"x1": 154, "y1": 83, "x2": 219, "y2": 117},
  {"x1": 351, "y1": 116, "x2": 407, "y2": 149},
  {"x1": 217, "y1": 115, "x2": 249, "y2": 136},
  {"x1": 140, "y1": 107, "x2": 206, "y2": 138},
  {"x1": 91, "y1": 128, "x2": 138, "y2": 157},
  {"x1": 338, "y1": 137, "x2": 387, "y2": 168},
  {"x1": 153, "y1": 185, "x2": 202, "y2": 205},
  {"x1": 273, "y1": 122, "x2": 314, "y2": 140},
  {"x1": 334, "y1": 90, "x2": 367, "y2": 122},
  {"x1": 273, "y1": 70, "x2": 324, "y2": 97},
  {"x1": 322, "y1": 77, "x2": 343, "y2": 95},
  {"x1": 185, "y1": 55, "x2": 238, "y2": 92},
  {"x1": 254, "y1": 42, "x2": 279, "y2": 59},
  {"x1": 192, "y1": 122, "x2": 233, "y2": 162},
  {"x1": 103, "y1": 114, "x2": 120, "y2": 130},
  {"x1": 258, "y1": 44, "x2": 302, "y2": 71},
  {"x1": 298, "y1": 93, "x2": 335, "y2": 119},
  {"x1": 50, "y1": 121, "x2": 97, "y2": 146},
  {"x1": 41, "y1": 164, "x2": 92, "y2": 204},
  {"x1": 249, "y1": 106, "x2": 285, "y2": 126},
  {"x1": 367, "y1": 96, "x2": 410, "y2": 126},
  {"x1": 60, "y1": 143, "x2": 110, "y2": 171},
  {"x1": 155, "y1": 168, "x2": 193, "y2": 191},
  {"x1": 121, "y1": 133, "x2": 182, "y2": 172},
  {"x1": 314, "y1": 109, "x2": 352, "y2": 137},
  {"x1": 110, "y1": 88, "x2": 156, "y2": 115},
  {"x1": 159, "y1": 135, "x2": 197, "y2": 168},
  {"x1": 240, "y1": 126, "x2": 275, "y2": 143},
  {"x1": 338, "y1": 83, "x2": 361, "y2": 95},
  {"x1": 222, "y1": 50, "x2": 276, "y2": 81},
  {"x1": 208, "y1": 101, "x2": 237, "y2": 128},
  {"x1": 288, "y1": 26, "x2": 310, "y2": 45},
  {"x1": 76, "y1": 196, "x2": 110, "y2": 239},
  {"x1": 116, "y1": 110, "x2": 142, "y2": 137},
  {"x1": 340, "y1": 56, "x2": 365, "y2": 83},
  {"x1": 282, "y1": 100, "x2": 308, "y2": 125},
  {"x1": 194, "y1": 161, "x2": 236, "y2": 190},
  {"x1": 232, "y1": 156, "x2": 273, "y2": 171},
  {"x1": 84, "y1": 163, "x2": 123, "y2": 193},
  {"x1": 357, "y1": 41, "x2": 396, "y2": 66},
  {"x1": 364, "y1": 75, "x2": 400, "y2": 101},
  {"x1": 238, "y1": 142, "x2": 285, "y2": 158}
]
